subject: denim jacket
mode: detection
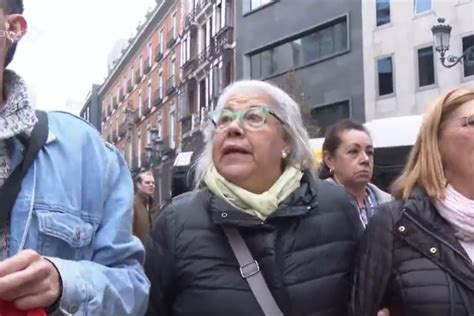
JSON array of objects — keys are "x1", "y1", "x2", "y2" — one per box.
[{"x1": 8, "y1": 111, "x2": 149, "y2": 315}]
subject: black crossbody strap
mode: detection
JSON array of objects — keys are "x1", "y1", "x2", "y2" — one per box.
[
  {"x1": 222, "y1": 226, "x2": 284, "y2": 316},
  {"x1": 0, "y1": 110, "x2": 48, "y2": 222}
]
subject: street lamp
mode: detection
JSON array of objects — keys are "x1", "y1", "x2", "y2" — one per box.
[
  {"x1": 431, "y1": 17, "x2": 474, "y2": 68},
  {"x1": 145, "y1": 127, "x2": 163, "y2": 167}
]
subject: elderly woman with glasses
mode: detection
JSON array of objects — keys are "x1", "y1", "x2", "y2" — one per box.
[
  {"x1": 144, "y1": 80, "x2": 363, "y2": 316},
  {"x1": 352, "y1": 88, "x2": 474, "y2": 316}
]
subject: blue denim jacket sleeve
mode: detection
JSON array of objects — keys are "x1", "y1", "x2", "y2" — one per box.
[{"x1": 47, "y1": 144, "x2": 150, "y2": 315}]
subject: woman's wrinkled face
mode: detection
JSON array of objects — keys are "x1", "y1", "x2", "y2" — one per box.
[
  {"x1": 211, "y1": 92, "x2": 289, "y2": 193},
  {"x1": 325, "y1": 129, "x2": 374, "y2": 188},
  {"x1": 439, "y1": 99, "x2": 474, "y2": 183}
]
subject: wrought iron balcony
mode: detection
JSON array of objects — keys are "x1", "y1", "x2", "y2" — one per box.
[
  {"x1": 167, "y1": 29, "x2": 177, "y2": 49},
  {"x1": 142, "y1": 99, "x2": 151, "y2": 116},
  {"x1": 153, "y1": 88, "x2": 163, "y2": 107},
  {"x1": 166, "y1": 76, "x2": 176, "y2": 96},
  {"x1": 182, "y1": 56, "x2": 198, "y2": 77}
]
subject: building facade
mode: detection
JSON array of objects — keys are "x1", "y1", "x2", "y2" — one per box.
[
  {"x1": 100, "y1": 0, "x2": 183, "y2": 205},
  {"x1": 235, "y1": 0, "x2": 365, "y2": 137},
  {"x1": 363, "y1": 0, "x2": 474, "y2": 120},
  {"x1": 80, "y1": 84, "x2": 102, "y2": 132},
  {"x1": 178, "y1": 0, "x2": 235, "y2": 156}
]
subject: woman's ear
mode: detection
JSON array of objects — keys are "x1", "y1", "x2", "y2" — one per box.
[
  {"x1": 322, "y1": 150, "x2": 334, "y2": 170},
  {"x1": 5, "y1": 14, "x2": 27, "y2": 43}
]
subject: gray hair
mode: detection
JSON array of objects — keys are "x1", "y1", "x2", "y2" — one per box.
[{"x1": 193, "y1": 80, "x2": 315, "y2": 187}]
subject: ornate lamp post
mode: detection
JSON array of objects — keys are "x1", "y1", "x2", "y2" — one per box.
[{"x1": 431, "y1": 18, "x2": 474, "y2": 68}]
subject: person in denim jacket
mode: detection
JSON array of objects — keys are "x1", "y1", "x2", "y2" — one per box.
[{"x1": 0, "y1": 1, "x2": 149, "y2": 314}]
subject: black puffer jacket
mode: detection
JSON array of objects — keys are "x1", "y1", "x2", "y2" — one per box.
[
  {"x1": 145, "y1": 172, "x2": 362, "y2": 316},
  {"x1": 352, "y1": 188, "x2": 474, "y2": 316}
]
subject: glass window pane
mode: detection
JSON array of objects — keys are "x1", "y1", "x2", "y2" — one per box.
[
  {"x1": 463, "y1": 35, "x2": 474, "y2": 77},
  {"x1": 261, "y1": 50, "x2": 273, "y2": 77},
  {"x1": 333, "y1": 20, "x2": 348, "y2": 52},
  {"x1": 250, "y1": 54, "x2": 260, "y2": 78},
  {"x1": 291, "y1": 39, "x2": 302, "y2": 67},
  {"x1": 319, "y1": 27, "x2": 334, "y2": 57},
  {"x1": 418, "y1": 46, "x2": 434, "y2": 87},
  {"x1": 415, "y1": 0, "x2": 431, "y2": 14},
  {"x1": 311, "y1": 100, "x2": 350, "y2": 137},
  {"x1": 272, "y1": 43, "x2": 294, "y2": 74},
  {"x1": 301, "y1": 32, "x2": 320, "y2": 63},
  {"x1": 376, "y1": 0, "x2": 391, "y2": 26},
  {"x1": 377, "y1": 57, "x2": 394, "y2": 96},
  {"x1": 250, "y1": 0, "x2": 261, "y2": 10}
]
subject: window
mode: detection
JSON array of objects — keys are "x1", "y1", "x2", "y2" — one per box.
[
  {"x1": 140, "y1": 56, "x2": 143, "y2": 76},
  {"x1": 249, "y1": 16, "x2": 348, "y2": 78},
  {"x1": 172, "y1": 13, "x2": 177, "y2": 38},
  {"x1": 159, "y1": 71, "x2": 163, "y2": 97},
  {"x1": 138, "y1": 92, "x2": 142, "y2": 117},
  {"x1": 243, "y1": 0, "x2": 273, "y2": 14},
  {"x1": 376, "y1": 0, "x2": 390, "y2": 26},
  {"x1": 131, "y1": 66, "x2": 135, "y2": 84},
  {"x1": 216, "y1": 4, "x2": 222, "y2": 31},
  {"x1": 157, "y1": 115, "x2": 162, "y2": 139},
  {"x1": 170, "y1": 111, "x2": 176, "y2": 148},
  {"x1": 463, "y1": 35, "x2": 474, "y2": 77},
  {"x1": 377, "y1": 56, "x2": 394, "y2": 96},
  {"x1": 159, "y1": 29, "x2": 164, "y2": 53},
  {"x1": 171, "y1": 59, "x2": 176, "y2": 81},
  {"x1": 148, "y1": 82, "x2": 152, "y2": 108},
  {"x1": 311, "y1": 100, "x2": 350, "y2": 137},
  {"x1": 417, "y1": 46, "x2": 435, "y2": 87},
  {"x1": 148, "y1": 43, "x2": 153, "y2": 67},
  {"x1": 414, "y1": 0, "x2": 431, "y2": 14},
  {"x1": 146, "y1": 125, "x2": 151, "y2": 144},
  {"x1": 126, "y1": 141, "x2": 132, "y2": 164},
  {"x1": 137, "y1": 132, "x2": 141, "y2": 168}
]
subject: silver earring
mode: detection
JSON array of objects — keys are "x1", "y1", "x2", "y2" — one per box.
[{"x1": 282, "y1": 151, "x2": 288, "y2": 159}]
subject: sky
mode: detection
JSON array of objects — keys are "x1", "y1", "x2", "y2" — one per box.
[{"x1": 9, "y1": 0, "x2": 156, "y2": 113}]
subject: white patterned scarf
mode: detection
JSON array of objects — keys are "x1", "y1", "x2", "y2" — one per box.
[{"x1": 0, "y1": 70, "x2": 38, "y2": 259}]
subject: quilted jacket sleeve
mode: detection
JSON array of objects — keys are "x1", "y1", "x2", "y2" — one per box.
[{"x1": 351, "y1": 203, "x2": 397, "y2": 316}]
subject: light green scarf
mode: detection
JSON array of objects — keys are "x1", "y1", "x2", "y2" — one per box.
[{"x1": 204, "y1": 164, "x2": 304, "y2": 220}]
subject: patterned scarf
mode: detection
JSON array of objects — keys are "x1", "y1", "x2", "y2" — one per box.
[
  {"x1": 0, "y1": 70, "x2": 38, "y2": 259},
  {"x1": 435, "y1": 185, "x2": 474, "y2": 242}
]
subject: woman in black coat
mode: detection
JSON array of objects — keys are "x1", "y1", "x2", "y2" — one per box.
[
  {"x1": 145, "y1": 80, "x2": 363, "y2": 316},
  {"x1": 352, "y1": 88, "x2": 474, "y2": 316}
]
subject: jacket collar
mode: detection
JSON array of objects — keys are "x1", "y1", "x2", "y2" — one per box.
[
  {"x1": 396, "y1": 187, "x2": 474, "y2": 291},
  {"x1": 208, "y1": 171, "x2": 319, "y2": 228}
]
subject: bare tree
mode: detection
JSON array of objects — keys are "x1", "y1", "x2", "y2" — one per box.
[{"x1": 279, "y1": 70, "x2": 320, "y2": 138}]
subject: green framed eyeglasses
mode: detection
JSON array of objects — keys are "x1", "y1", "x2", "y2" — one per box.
[{"x1": 210, "y1": 106, "x2": 284, "y2": 132}]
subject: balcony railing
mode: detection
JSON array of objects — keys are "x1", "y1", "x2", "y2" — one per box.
[
  {"x1": 135, "y1": 71, "x2": 141, "y2": 84},
  {"x1": 155, "y1": 48, "x2": 163, "y2": 62},
  {"x1": 181, "y1": 115, "x2": 193, "y2": 136},
  {"x1": 195, "y1": 0, "x2": 212, "y2": 17},
  {"x1": 144, "y1": 63, "x2": 152, "y2": 75},
  {"x1": 153, "y1": 89, "x2": 163, "y2": 107},
  {"x1": 166, "y1": 76, "x2": 176, "y2": 96},
  {"x1": 213, "y1": 26, "x2": 234, "y2": 57},
  {"x1": 142, "y1": 99, "x2": 151, "y2": 116},
  {"x1": 167, "y1": 29, "x2": 177, "y2": 48},
  {"x1": 182, "y1": 57, "x2": 198, "y2": 77},
  {"x1": 133, "y1": 108, "x2": 141, "y2": 123},
  {"x1": 112, "y1": 130, "x2": 118, "y2": 142}
]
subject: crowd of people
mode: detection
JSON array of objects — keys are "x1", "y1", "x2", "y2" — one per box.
[{"x1": 0, "y1": 0, "x2": 473, "y2": 315}]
